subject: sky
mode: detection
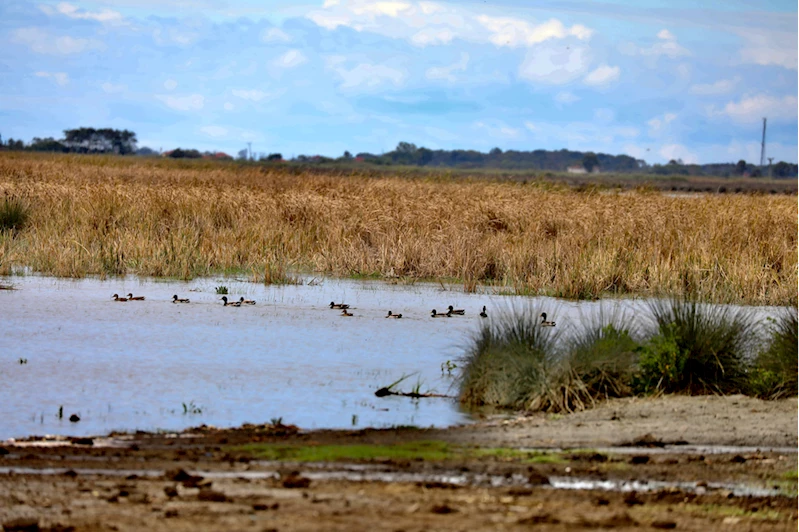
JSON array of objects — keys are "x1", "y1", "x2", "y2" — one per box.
[{"x1": 0, "y1": 0, "x2": 797, "y2": 164}]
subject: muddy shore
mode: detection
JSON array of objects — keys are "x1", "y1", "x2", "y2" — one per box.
[{"x1": 1, "y1": 395, "x2": 796, "y2": 531}]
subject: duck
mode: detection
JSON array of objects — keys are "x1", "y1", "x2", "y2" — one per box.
[
  {"x1": 479, "y1": 305, "x2": 488, "y2": 318},
  {"x1": 540, "y1": 312, "x2": 556, "y2": 327},
  {"x1": 447, "y1": 305, "x2": 465, "y2": 315},
  {"x1": 126, "y1": 293, "x2": 145, "y2": 301},
  {"x1": 220, "y1": 296, "x2": 241, "y2": 307},
  {"x1": 386, "y1": 311, "x2": 402, "y2": 319},
  {"x1": 431, "y1": 309, "x2": 452, "y2": 318},
  {"x1": 330, "y1": 301, "x2": 350, "y2": 309},
  {"x1": 112, "y1": 294, "x2": 128, "y2": 302},
  {"x1": 239, "y1": 296, "x2": 256, "y2": 305},
  {"x1": 341, "y1": 309, "x2": 353, "y2": 317},
  {"x1": 172, "y1": 295, "x2": 190, "y2": 303}
]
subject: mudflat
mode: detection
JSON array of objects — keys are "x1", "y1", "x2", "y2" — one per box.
[{"x1": 1, "y1": 395, "x2": 796, "y2": 531}]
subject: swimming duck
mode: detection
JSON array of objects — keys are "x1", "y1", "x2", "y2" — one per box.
[
  {"x1": 479, "y1": 306, "x2": 488, "y2": 318},
  {"x1": 540, "y1": 312, "x2": 556, "y2": 327},
  {"x1": 431, "y1": 309, "x2": 452, "y2": 318},
  {"x1": 239, "y1": 296, "x2": 256, "y2": 305},
  {"x1": 330, "y1": 301, "x2": 350, "y2": 309},
  {"x1": 126, "y1": 293, "x2": 145, "y2": 301},
  {"x1": 447, "y1": 305, "x2": 465, "y2": 315},
  {"x1": 172, "y1": 295, "x2": 190, "y2": 303},
  {"x1": 112, "y1": 294, "x2": 128, "y2": 302},
  {"x1": 341, "y1": 309, "x2": 353, "y2": 317},
  {"x1": 386, "y1": 311, "x2": 402, "y2": 319},
  {"x1": 220, "y1": 296, "x2": 241, "y2": 307}
]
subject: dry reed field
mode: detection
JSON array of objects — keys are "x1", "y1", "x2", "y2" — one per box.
[{"x1": 0, "y1": 152, "x2": 795, "y2": 306}]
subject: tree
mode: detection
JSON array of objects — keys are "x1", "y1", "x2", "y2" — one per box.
[
  {"x1": 267, "y1": 153, "x2": 282, "y2": 161},
  {"x1": 237, "y1": 149, "x2": 249, "y2": 160},
  {"x1": 395, "y1": 141, "x2": 417, "y2": 154},
  {"x1": 735, "y1": 159, "x2": 747, "y2": 175},
  {"x1": 342, "y1": 150, "x2": 353, "y2": 159},
  {"x1": 582, "y1": 152, "x2": 599, "y2": 172},
  {"x1": 489, "y1": 147, "x2": 503, "y2": 156},
  {"x1": 29, "y1": 137, "x2": 66, "y2": 152}
]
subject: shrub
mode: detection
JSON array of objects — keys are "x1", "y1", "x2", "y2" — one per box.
[
  {"x1": 749, "y1": 307, "x2": 798, "y2": 399},
  {"x1": 458, "y1": 303, "x2": 560, "y2": 410},
  {"x1": 636, "y1": 298, "x2": 757, "y2": 395},
  {"x1": 0, "y1": 195, "x2": 29, "y2": 231}
]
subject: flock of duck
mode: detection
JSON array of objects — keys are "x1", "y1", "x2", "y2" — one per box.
[{"x1": 111, "y1": 292, "x2": 557, "y2": 326}]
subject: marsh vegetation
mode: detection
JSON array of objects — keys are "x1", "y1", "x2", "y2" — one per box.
[{"x1": 0, "y1": 152, "x2": 795, "y2": 305}]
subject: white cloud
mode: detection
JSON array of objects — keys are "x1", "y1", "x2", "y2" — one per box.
[
  {"x1": 738, "y1": 29, "x2": 796, "y2": 70},
  {"x1": 307, "y1": 1, "x2": 592, "y2": 50},
  {"x1": 583, "y1": 64, "x2": 620, "y2": 86},
  {"x1": 12, "y1": 27, "x2": 101, "y2": 55},
  {"x1": 35, "y1": 71, "x2": 69, "y2": 86},
  {"x1": 525, "y1": 120, "x2": 639, "y2": 150},
  {"x1": 690, "y1": 77, "x2": 739, "y2": 95},
  {"x1": 52, "y1": 2, "x2": 124, "y2": 23},
  {"x1": 476, "y1": 15, "x2": 591, "y2": 47},
  {"x1": 717, "y1": 94, "x2": 798, "y2": 123},
  {"x1": 224, "y1": 102, "x2": 234, "y2": 111},
  {"x1": 554, "y1": 91, "x2": 579, "y2": 105},
  {"x1": 156, "y1": 94, "x2": 204, "y2": 111},
  {"x1": 594, "y1": 108, "x2": 614, "y2": 122},
  {"x1": 474, "y1": 120, "x2": 521, "y2": 139},
  {"x1": 200, "y1": 126, "x2": 228, "y2": 138},
  {"x1": 326, "y1": 57, "x2": 407, "y2": 91},
  {"x1": 101, "y1": 82, "x2": 126, "y2": 93},
  {"x1": 518, "y1": 45, "x2": 591, "y2": 84},
  {"x1": 659, "y1": 144, "x2": 698, "y2": 164},
  {"x1": 260, "y1": 27, "x2": 291, "y2": 43},
  {"x1": 657, "y1": 29, "x2": 675, "y2": 40},
  {"x1": 425, "y1": 52, "x2": 468, "y2": 82},
  {"x1": 231, "y1": 89, "x2": 277, "y2": 101},
  {"x1": 164, "y1": 79, "x2": 178, "y2": 90},
  {"x1": 647, "y1": 112, "x2": 677, "y2": 135},
  {"x1": 274, "y1": 49, "x2": 307, "y2": 69}
]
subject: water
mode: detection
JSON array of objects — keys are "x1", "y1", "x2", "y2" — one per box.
[{"x1": 0, "y1": 275, "x2": 781, "y2": 441}]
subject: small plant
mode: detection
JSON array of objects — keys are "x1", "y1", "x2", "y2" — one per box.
[
  {"x1": 18, "y1": 357, "x2": 27, "y2": 364},
  {"x1": 57, "y1": 405, "x2": 63, "y2": 419},
  {"x1": 182, "y1": 401, "x2": 203, "y2": 415},
  {"x1": 440, "y1": 360, "x2": 458, "y2": 375},
  {"x1": 351, "y1": 414, "x2": 358, "y2": 426},
  {"x1": 0, "y1": 195, "x2": 30, "y2": 232},
  {"x1": 749, "y1": 307, "x2": 798, "y2": 399},
  {"x1": 270, "y1": 417, "x2": 284, "y2": 426},
  {"x1": 215, "y1": 285, "x2": 229, "y2": 295}
]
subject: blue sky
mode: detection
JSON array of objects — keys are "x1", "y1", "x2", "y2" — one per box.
[{"x1": 1, "y1": 0, "x2": 796, "y2": 164}]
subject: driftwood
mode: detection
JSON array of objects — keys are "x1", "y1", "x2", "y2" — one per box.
[{"x1": 374, "y1": 387, "x2": 454, "y2": 399}]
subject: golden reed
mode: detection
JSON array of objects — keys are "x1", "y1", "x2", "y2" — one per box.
[{"x1": 0, "y1": 152, "x2": 795, "y2": 305}]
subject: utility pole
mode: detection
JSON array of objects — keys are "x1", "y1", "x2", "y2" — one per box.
[
  {"x1": 768, "y1": 157, "x2": 774, "y2": 178},
  {"x1": 759, "y1": 117, "x2": 767, "y2": 167},
  {"x1": 247, "y1": 142, "x2": 252, "y2": 161}
]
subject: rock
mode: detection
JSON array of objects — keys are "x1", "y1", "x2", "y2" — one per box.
[
  {"x1": 281, "y1": 471, "x2": 311, "y2": 489},
  {"x1": 431, "y1": 504, "x2": 457, "y2": 514},
  {"x1": 630, "y1": 455, "x2": 650, "y2": 465},
  {"x1": 197, "y1": 489, "x2": 229, "y2": 502}
]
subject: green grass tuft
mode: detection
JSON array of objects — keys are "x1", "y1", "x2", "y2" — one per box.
[
  {"x1": 235, "y1": 440, "x2": 453, "y2": 462},
  {"x1": 0, "y1": 195, "x2": 29, "y2": 232},
  {"x1": 749, "y1": 307, "x2": 798, "y2": 399}
]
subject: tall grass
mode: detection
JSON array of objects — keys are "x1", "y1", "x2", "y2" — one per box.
[
  {"x1": 637, "y1": 298, "x2": 759, "y2": 395},
  {"x1": 749, "y1": 307, "x2": 798, "y2": 399},
  {"x1": 0, "y1": 195, "x2": 29, "y2": 232},
  {"x1": 458, "y1": 303, "x2": 561, "y2": 409},
  {"x1": 0, "y1": 152, "x2": 795, "y2": 305}
]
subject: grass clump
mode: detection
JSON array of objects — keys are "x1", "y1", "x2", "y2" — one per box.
[
  {"x1": 458, "y1": 303, "x2": 561, "y2": 410},
  {"x1": 636, "y1": 298, "x2": 758, "y2": 395},
  {"x1": 0, "y1": 195, "x2": 29, "y2": 232},
  {"x1": 749, "y1": 307, "x2": 798, "y2": 399}
]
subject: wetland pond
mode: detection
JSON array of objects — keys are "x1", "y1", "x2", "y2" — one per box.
[{"x1": 0, "y1": 275, "x2": 780, "y2": 441}]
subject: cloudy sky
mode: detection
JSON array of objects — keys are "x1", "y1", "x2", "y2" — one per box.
[{"x1": 1, "y1": 0, "x2": 796, "y2": 164}]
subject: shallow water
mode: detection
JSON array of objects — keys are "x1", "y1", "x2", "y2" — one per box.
[{"x1": 0, "y1": 275, "x2": 780, "y2": 441}]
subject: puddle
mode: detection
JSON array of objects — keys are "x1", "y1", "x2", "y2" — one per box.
[
  {"x1": 0, "y1": 464, "x2": 783, "y2": 498},
  {"x1": 0, "y1": 274, "x2": 783, "y2": 441}
]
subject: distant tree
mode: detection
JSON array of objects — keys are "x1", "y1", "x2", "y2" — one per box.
[
  {"x1": 237, "y1": 149, "x2": 249, "y2": 160},
  {"x1": 735, "y1": 159, "x2": 747, "y2": 175},
  {"x1": 343, "y1": 150, "x2": 353, "y2": 159},
  {"x1": 267, "y1": 153, "x2": 282, "y2": 161},
  {"x1": 136, "y1": 146, "x2": 157, "y2": 156},
  {"x1": 395, "y1": 141, "x2": 417, "y2": 154},
  {"x1": 489, "y1": 147, "x2": 503, "y2": 156},
  {"x1": 773, "y1": 161, "x2": 798, "y2": 178},
  {"x1": 667, "y1": 159, "x2": 678, "y2": 166},
  {"x1": 62, "y1": 127, "x2": 137, "y2": 154},
  {"x1": 582, "y1": 152, "x2": 599, "y2": 172},
  {"x1": 29, "y1": 137, "x2": 66, "y2": 152}
]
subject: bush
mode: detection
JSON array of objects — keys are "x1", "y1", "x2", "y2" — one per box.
[
  {"x1": 749, "y1": 307, "x2": 798, "y2": 399},
  {"x1": 636, "y1": 298, "x2": 757, "y2": 395},
  {"x1": 0, "y1": 195, "x2": 29, "y2": 231},
  {"x1": 560, "y1": 310, "x2": 641, "y2": 410},
  {"x1": 458, "y1": 303, "x2": 560, "y2": 410}
]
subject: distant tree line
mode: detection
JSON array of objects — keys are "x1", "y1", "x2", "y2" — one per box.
[{"x1": 0, "y1": 128, "x2": 138, "y2": 155}]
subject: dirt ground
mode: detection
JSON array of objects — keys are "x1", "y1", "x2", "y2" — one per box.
[{"x1": 1, "y1": 395, "x2": 796, "y2": 532}]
